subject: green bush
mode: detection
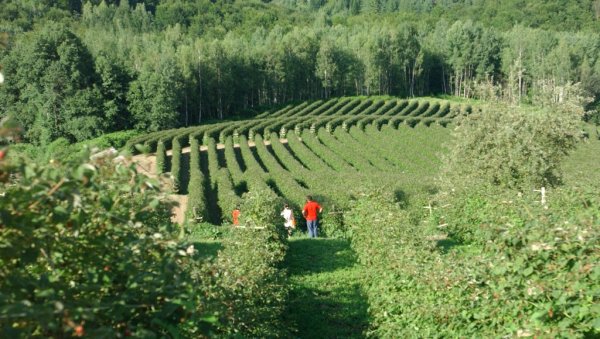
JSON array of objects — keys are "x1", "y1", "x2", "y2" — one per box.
[
  {"x1": 79, "y1": 130, "x2": 140, "y2": 150},
  {"x1": 170, "y1": 137, "x2": 182, "y2": 192},
  {"x1": 348, "y1": 188, "x2": 600, "y2": 337},
  {"x1": 208, "y1": 188, "x2": 289, "y2": 337},
  {"x1": 0, "y1": 151, "x2": 217, "y2": 337},
  {"x1": 319, "y1": 204, "x2": 349, "y2": 238},
  {"x1": 186, "y1": 137, "x2": 207, "y2": 222},
  {"x1": 155, "y1": 140, "x2": 166, "y2": 175},
  {"x1": 442, "y1": 105, "x2": 582, "y2": 189}
]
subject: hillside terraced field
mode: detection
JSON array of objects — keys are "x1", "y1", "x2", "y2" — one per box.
[{"x1": 126, "y1": 97, "x2": 469, "y2": 224}]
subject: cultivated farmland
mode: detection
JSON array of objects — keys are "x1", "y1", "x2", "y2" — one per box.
[{"x1": 126, "y1": 97, "x2": 463, "y2": 226}]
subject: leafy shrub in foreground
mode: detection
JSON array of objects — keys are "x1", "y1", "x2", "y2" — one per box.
[
  {"x1": 208, "y1": 189, "x2": 289, "y2": 337},
  {"x1": 348, "y1": 188, "x2": 600, "y2": 337},
  {"x1": 0, "y1": 153, "x2": 216, "y2": 337}
]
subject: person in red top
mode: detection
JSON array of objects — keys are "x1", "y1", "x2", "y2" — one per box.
[
  {"x1": 302, "y1": 195, "x2": 323, "y2": 238},
  {"x1": 232, "y1": 205, "x2": 241, "y2": 226}
]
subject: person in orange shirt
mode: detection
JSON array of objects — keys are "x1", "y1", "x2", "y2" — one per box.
[
  {"x1": 302, "y1": 195, "x2": 323, "y2": 238},
  {"x1": 232, "y1": 205, "x2": 241, "y2": 226}
]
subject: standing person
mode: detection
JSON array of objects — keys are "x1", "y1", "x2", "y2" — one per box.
[
  {"x1": 232, "y1": 205, "x2": 241, "y2": 226},
  {"x1": 281, "y1": 203, "x2": 295, "y2": 238},
  {"x1": 302, "y1": 195, "x2": 322, "y2": 238}
]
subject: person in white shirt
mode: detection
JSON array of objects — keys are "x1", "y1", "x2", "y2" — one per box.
[{"x1": 280, "y1": 203, "x2": 295, "y2": 238}]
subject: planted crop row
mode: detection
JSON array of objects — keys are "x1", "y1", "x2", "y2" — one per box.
[
  {"x1": 316, "y1": 128, "x2": 377, "y2": 172},
  {"x1": 407, "y1": 101, "x2": 430, "y2": 117},
  {"x1": 346, "y1": 99, "x2": 373, "y2": 115},
  {"x1": 320, "y1": 98, "x2": 361, "y2": 116},
  {"x1": 253, "y1": 134, "x2": 308, "y2": 204},
  {"x1": 371, "y1": 99, "x2": 399, "y2": 116},
  {"x1": 277, "y1": 101, "x2": 309, "y2": 118},
  {"x1": 206, "y1": 138, "x2": 241, "y2": 223},
  {"x1": 186, "y1": 137, "x2": 208, "y2": 221},
  {"x1": 299, "y1": 130, "x2": 355, "y2": 172},
  {"x1": 268, "y1": 132, "x2": 313, "y2": 177},
  {"x1": 171, "y1": 137, "x2": 182, "y2": 193},
  {"x1": 255, "y1": 103, "x2": 294, "y2": 119},
  {"x1": 365, "y1": 124, "x2": 434, "y2": 170},
  {"x1": 332, "y1": 127, "x2": 396, "y2": 171},
  {"x1": 223, "y1": 136, "x2": 245, "y2": 186},
  {"x1": 303, "y1": 98, "x2": 340, "y2": 117},
  {"x1": 125, "y1": 97, "x2": 462, "y2": 154},
  {"x1": 284, "y1": 100, "x2": 324, "y2": 118},
  {"x1": 155, "y1": 140, "x2": 167, "y2": 175},
  {"x1": 237, "y1": 135, "x2": 277, "y2": 194},
  {"x1": 209, "y1": 189, "x2": 289, "y2": 337},
  {"x1": 285, "y1": 133, "x2": 334, "y2": 172}
]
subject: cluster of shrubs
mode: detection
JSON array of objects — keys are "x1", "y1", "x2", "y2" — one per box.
[
  {"x1": 346, "y1": 188, "x2": 599, "y2": 337},
  {"x1": 0, "y1": 143, "x2": 291, "y2": 337},
  {"x1": 186, "y1": 137, "x2": 207, "y2": 221},
  {"x1": 203, "y1": 189, "x2": 289, "y2": 337},
  {"x1": 345, "y1": 103, "x2": 598, "y2": 337},
  {"x1": 0, "y1": 150, "x2": 214, "y2": 337}
]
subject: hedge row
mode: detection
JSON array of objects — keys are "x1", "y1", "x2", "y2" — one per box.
[
  {"x1": 124, "y1": 98, "x2": 461, "y2": 154},
  {"x1": 332, "y1": 127, "x2": 394, "y2": 171},
  {"x1": 207, "y1": 189, "x2": 289, "y2": 336},
  {"x1": 252, "y1": 134, "x2": 308, "y2": 204},
  {"x1": 300, "y1": 130, "x2": 355, "y2": 172},
  {"x1": 206, "y1": 138, "x2": 242, "y2": 223},
  {"x1": 223, "y1": 136, "x2": 245, "y2": 186},
  {"x1": 321, "y1": 98, "x2": 360, "y2": 116},
  {"x1": 285, "y1": 99, "x2": 325, "y2": 118},
  {"x1": 155, "y1": 140, "x2": 167, "y2": 175},
  {"x1": 170, "y1": 137, "x2": 182, "y2": 193},
  {"x1": 285, "y1": 133, "x2": 333, "y2": 172},
  {"x1": 316, "y1": 128, "x2": 376, "y2": 172},
  {"x1": 186, "y1": 137, "x2": 208, "y2": 221}
]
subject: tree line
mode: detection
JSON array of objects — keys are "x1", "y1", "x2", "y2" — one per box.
[{"x1": 0, "y1": 0, "x2": 599, "y2": 145}]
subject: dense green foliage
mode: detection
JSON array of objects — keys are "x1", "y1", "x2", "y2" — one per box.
[
  {"x1": 0, "y1": 119, "x2": 295, "y2": 336},
  {"x1": 442, "y1": 104, "x2": 583, "y2": 189},
  {"x1": 186, "y1": 136, "x2": 207, "y2": 221},
  {"x1": 170, "y1": 136, "x2": 182, "y2": 193},
  {"x1": 7, "y1": 130, "x2": 138, "y2": 165},
  {"x1": 208, "y1": 188, "x2": 289, "y2": 336},
  {"x1": 346, "y1": 188, "x2": 599, "y2": 337},
  {"x1": 2, "y1": 0, "x2": 600, "y2": 145},
  {"x1": 134, "y1": 96, "x2": 454, "y2": 226},
  {"x1": 2, "y1": 89, "x2": 599, "y2": 336},
  {"x1": 0, "y1": 23, "x2": 109, "y2": 144},
  {"x1": 278, "y1": 0, "x2": 600, "y2": 32},
  {"x1": 2, "y1": 1, "x2": 600, "y2": 335},
  {"x1": 155, "y1": 139, "x2": 166, "y2": 175},
  {"x1": 0, "y1": 150, "x2": 217, "y2": 337}
]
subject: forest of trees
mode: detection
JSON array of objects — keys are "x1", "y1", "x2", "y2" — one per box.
[{"x1": 1, "y1": 0, "x2": 599, "y2": 144}]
